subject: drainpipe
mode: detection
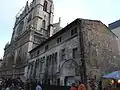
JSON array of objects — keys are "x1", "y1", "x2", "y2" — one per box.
[{"x1": 77, "y1": 19, "x2": 87, "y2": 88}]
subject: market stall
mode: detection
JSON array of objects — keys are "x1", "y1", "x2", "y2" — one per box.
[{"x1": 102, "y1": 70, "x2": 120, "y2": 90}]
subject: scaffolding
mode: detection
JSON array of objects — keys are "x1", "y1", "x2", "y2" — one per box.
[{"x1": 15, "y1": 0, "x2": 33, "y2": 18}]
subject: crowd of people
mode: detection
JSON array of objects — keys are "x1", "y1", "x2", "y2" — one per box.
[
  {"x1": 0, "y1": 77, "x2": 86, "y2": 90},
  {"x1": 0, "y1": 77, "x2": 25, "y2": 90},
  {"x1": 0, "y1": 77, "x2": 42, "y2": 90},
  {"x1": 70, "y1": 81, "x2": 86, "y2": 90}
]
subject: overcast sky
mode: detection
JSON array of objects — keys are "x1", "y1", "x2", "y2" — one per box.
[{"x1": 0, "y1": 0, "x2": 120, "y2": 58}]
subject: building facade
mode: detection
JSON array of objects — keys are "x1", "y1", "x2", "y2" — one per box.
[
  {"x1": 109, "y1": 19, "x2": 120, "y2": 38},
  {"x1": 1, "y1": 0, "x2": 120, "y2": 89},
  {"x1": 0, "y1": 0, "x2": 55, "y2": 78},
  {"x1": 109, "y1": 20, "x2": 120, "y2": 52},
  {"x1": 27, "y1": 19, "x2": 120, "y2": 89}
]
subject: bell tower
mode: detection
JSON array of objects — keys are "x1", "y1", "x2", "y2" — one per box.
[
  {"x1": 3, "y1": 0, "x2": 54, "y2": 78},
  {"x1": 30, "y1": 0, "x2": 54, "y2": 37},
  {"x1": 11, "y1": 0, "x2": 54, "y2": 42}
]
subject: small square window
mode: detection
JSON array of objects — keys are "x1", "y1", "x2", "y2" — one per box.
[
  {"x1": 71, "y1": 27, "x2": 77, "y2": 36},
  {"x1": 73, "y1": 48, "x2": 78, "y2": 59},
  {"x1": 57, "y1": 37, "x2": 62, "y2": 44}
]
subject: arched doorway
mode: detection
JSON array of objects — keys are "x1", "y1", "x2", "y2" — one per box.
[{"x1": 60, "y1": 59, "x2": 80, "y2": 86}]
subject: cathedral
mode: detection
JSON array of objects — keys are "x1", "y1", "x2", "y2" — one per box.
[
  {"x1": 1, "y1": 0, "x2": 56, "y2": 79},
  {"x1": 1, "y1": 0, "x2": 120, "y2": 89}
]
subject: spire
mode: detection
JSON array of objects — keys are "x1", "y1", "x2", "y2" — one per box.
[
  {"x1": 25, "y1": 1, "x2": 29, "y2": 7},
  {"x1": 25, "y1": 1, "x2": 29, "y2": 12}
]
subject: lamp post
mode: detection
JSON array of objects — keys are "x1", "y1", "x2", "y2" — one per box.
[{"x1": 12, "y1": 64, "x2": 16, "y2": 79}]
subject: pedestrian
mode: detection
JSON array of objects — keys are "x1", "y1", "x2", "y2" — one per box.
[
  {"x1": 70, "y1": 83, "x2": 78, "y2": 90},
  {"x1": 78, "y1": 81, "x2": 86, "y2": 90},
  {"x1": 36, "y1": 82, "x2": 42, "y2": 90}
]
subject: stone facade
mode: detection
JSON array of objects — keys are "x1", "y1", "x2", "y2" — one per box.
[
  {"x1": 82, "y1": 19, "x2": 120, "y2": 89},
  {"x1": 28, "y1": 22, "x2": 80, "y2": 85},
  {"x1": 0, "y1": 0, "x2": 55, "y2": 78},
  {"x1": 109, "y1": 20, "x2": 120, "y2": 53},
  {"x1": 1, "y1": 0, "x2": 120, "y2": 89},
  {"x1": 27, "y1": 19, "x2": 120, "y2": 89}
]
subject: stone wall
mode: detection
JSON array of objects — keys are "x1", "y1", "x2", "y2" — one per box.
[
  {"x1": 28, "y1": 19, "x2": 120, "y2": 87},
  {"x1": 1, "y1": 0, "x2": 54, "y2": 79},
  {"x1": 81, "y1": 19, "x2": 120, "y2": 89},
  {"x1": 28, "y1": 25, "x2": 80, "y2": 85}
]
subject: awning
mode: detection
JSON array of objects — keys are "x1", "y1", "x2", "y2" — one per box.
[{"x1": 103, "y1": 70, "x2": 120, "y2": 80}]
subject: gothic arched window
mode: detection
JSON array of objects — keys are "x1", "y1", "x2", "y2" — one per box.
[
  {"x1": 43, "y1": 1, "x2": 48, "y2": 12},
  {"x1": 42, "y1": 20, "x2": 46, "y2": 29}
]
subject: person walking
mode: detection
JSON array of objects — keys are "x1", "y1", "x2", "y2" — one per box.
[
  {"x1": 36, "y1": 82, "x2": 42, "y2": 90},
  {"x1": 70, "y1": 83, "x2": 78, "y2": 90},
  {"x1": 78, "y1": 81, "x2": 86, "y2": 90}
]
